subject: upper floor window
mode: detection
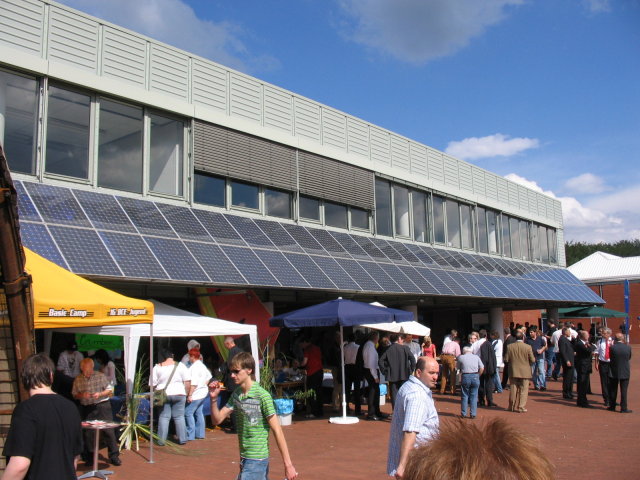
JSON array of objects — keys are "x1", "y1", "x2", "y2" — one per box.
[
  {"x1": 433, "y1": 195, "x2": 446, "y2": 244},
  {"x1": 325, "y1": 201, "x2": 348, "y2": 229},
  {"x1": 393, "y1": 184, "x2": 410, "y2": 237},
  {"x1": 265, "y1": 188, "x2": 292, "y2": 219},
  {"x1": 351, "y1": 207, "x2": 369, "y2": 230},
  {"x1": 446, "y1": 199, "x2": 461, "y2": 248},
  {"x1": 460, "y1": 203, "x2": 473, "y2": 250},
  {"x1": 411, "y1": 190, "x2": 428, "y2": 243},
  {"x1": 375, "y1": 178, "x2": 392, "y2": 236},
  {"x1": 193, "y1": 172, "x2": 225, "y2": 207},
  {"x1": 231, "y1": 180, "x2": 259, "y2": 210},
  {"x1": 299, "y1": 195, "x2": 320, "y2": 221},
  {"x1": 149, "y1": 113, "x2": 184, "y2": 196}
]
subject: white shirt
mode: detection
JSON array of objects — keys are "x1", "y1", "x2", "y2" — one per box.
[
  {"x1": 570, "y1": 328, "x2": 578, "y2": 340},
  {"x1": 188, "y1": 360, "x2": 212, "y2": 400},
  {"x1": 151, "y1": 361, "x2": 190, "y2": 396},
  {"x1": 442, "y1": 335, "x2": 452, "y2": 348},
  {"x1": 596, "y1": 337, "x2": 613, "y2": 362},
  {"x1": 551, "y1": 329, "x2": 563, "y2": 353},
  {"x1": 344, "y1": 342, "x2": 359, "y2": 365},
  {"x1": 471, "y1": 337, "x2": 485, "y2": 355},
  {"x1": 363, "y1": 340, "x2": 379, "y2": 380},
  {"x1": 492, "y1": 339, "x2": 504, "y2": 367},
  {"x1": 57, "y1": 351, "x2": 84, "y2": 377}
]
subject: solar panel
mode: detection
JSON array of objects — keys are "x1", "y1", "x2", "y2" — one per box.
[
  {"x1": 352, "y1": 235, "x2": 387, "y2": 260},
  {"x1": 359, "y1": 261, "x2": 403, "y2": 293},
  {"x1": 401, "y1": 265, "x2": 439, "y2": 294},
  {"x1": 99, "y1": 231, "x2": 169, "y2": 279},
  {"x1": 73, "y1": 190, "x2": 137, "y2": 233},
  {"x1": 48, "y1": 226, "x2": 122, "y2": 276},
  {"x1": 406, "y1": 244, "x2": 438, "y2": 265},
  {"x1": 14, "y1": 181, "x2": 42, "y2": 222},
  {"x1": 117, "y1": 197, "x2": 177, "y2": 238},
  {"x1": 253, "y1": 249, "x2": 310, "y2": 288},
  {"x1": 421, "y1": 246, "x2": 452, "y2": 268},
  {"x1": 20, "y1": 222, "x2": 68, "y2": 269},
  {"x1": 253, "y1": 219, "x2": 303, "y2": 253},
  {"x1": 370, "y1": 238, "x2": 406, "y2": 263},
  {"x1": 281, "y1": 224, "x2": 326, "y2": 253},
  {"x1": 285, "y1": 253, "x2": 337, "y2": 290},
  {"x1": 225, "y1": 215, "x2": 275, "y2": 248},
  {"x1": 379, "y1": 263, "x2": 422, "y2": 293},
  {"x1": 192, "y1": 210, "x2": 246, "y2": 246},
  {"x1": 414, "y1": 267, "x2": 456, "y2": 296},
  {"x1": 449, "y1": 272, "x2": 483, "y2": 297},
  {"x1": 186, "y1": 242, "x2": 248, "y2": 285},
  {"x1": 24, "y1": 182, "x2": 91, "y2": 227},
  {"x1": 335, "y1": 258, "x2": 383, "y2": 292},
  {"x1": 220, "y1": 246, "x2": 281, "y2": 287},
  {"x1": 464, "y1": 273, "x2": 498, "y2": 298},
  {"x1": 143, "y1": 237, "x2": 209, "y2": 282},
  {"x1": 450, "y1": 251, "x2": 474, "y2": 270},
  {"x1": 156, "y1": 203, "x2": 213, "y2": 242},
  {"x1": 433, "y1": 269, "x2": 468, "y2": 296},
  {"x1": 305, "y1": 227, "x2": 350, "y2": 257},
  {"x1": 388, "y1": 241, "x2": 421, "y2": 263},
  {"x1": 329, "y1": 231, "x2": 371, "y2": 259},
  {"x1": 311, "y1": 256, "x2": 362, "y2": 291}
]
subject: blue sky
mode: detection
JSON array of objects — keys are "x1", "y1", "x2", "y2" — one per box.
[{"x1": 58, "y1": 0, "x2": 640, "y2": 244}]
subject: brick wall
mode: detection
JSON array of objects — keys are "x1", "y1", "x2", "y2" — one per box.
[{"x1": 589, "y1": 281, "x2": 640, "y2": 344}]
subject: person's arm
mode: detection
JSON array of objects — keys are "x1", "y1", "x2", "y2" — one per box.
[
  {"x1": 395, "y1": 431, "x2": 417, "y2": 479},
  {"x1": 3, "y1": 456, "x2": 31, "y2": 480},
  {"x1": 267, "y1": 414, "x2": 298, "y2": 480},
  {"x1": 207, "y1": 382, "x2": 233, "y2": 425}
]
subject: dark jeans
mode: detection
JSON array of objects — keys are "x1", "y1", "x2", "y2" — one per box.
[
  {"x1": 363, "y1": 369, "x2": 381, "y2": 416},
  {"x1": 576, "y1": 366, "x2": 591, "y2": 406},
  {"x1": 306, "y1": 370, "x2": 323, "y2": 417},
  {"x1": 562, "y1": 364, "x2": 574, "y2": 397},
  {"x1": 344, "y1": 364, "x2": 361, "y2": 413},
  {"x1": 598, "y1": 361, "x2": 611, "y2": 405},
  {"x1": 80, "y1": 401, "x2": 119, "y2": 458},
  {"x1": 478, "y1": 373, "x2": 494, "y2": 405},
  {"x1": 609, "y1": 377, "x2": 629, "y2": 411}
]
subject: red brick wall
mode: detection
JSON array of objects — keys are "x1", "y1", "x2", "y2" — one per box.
[
  {"x1": 589, "y1": 281, "x2": 640, "y2": 344},
  {"x1": 505, "y1": 310, "x2": 542, "y2": 330}
]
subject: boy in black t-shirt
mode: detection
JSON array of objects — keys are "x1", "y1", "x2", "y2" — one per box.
[{"x1": 3, "y1": 353, "x2": 82, "y2": 480}]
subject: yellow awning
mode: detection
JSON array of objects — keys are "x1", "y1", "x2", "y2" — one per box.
[{"x1": 25, "y1": 248, "x2": 153, "y2": 328}]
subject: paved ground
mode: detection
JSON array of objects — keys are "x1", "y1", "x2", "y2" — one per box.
[{"x1": 78, "y1": 346, "x2": 640, "y2": 479}]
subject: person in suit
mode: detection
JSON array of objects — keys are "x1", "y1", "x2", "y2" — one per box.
[
  {"x1": 503, "y1": 331, "x2": 535, "y2": 413},
  {"x1": 558, "y1": 327, "x2": 575, "y2": 399},
  {"x1": 574, "y1": 330, "x2": 595, "y2": 408},
  {"x1": 608, "y1": 333, "x2": 632, "y2": 413},
  {"x1": 477, "y1": 330, "x2": 497, "y2": 407},
  {"x1": 379, "y1": 333, "x2": 416, "y2": 408}
]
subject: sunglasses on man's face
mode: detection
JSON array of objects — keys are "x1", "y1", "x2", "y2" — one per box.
[{"x1": 230, "y1": 369, "x2": 243, "y2": 375}]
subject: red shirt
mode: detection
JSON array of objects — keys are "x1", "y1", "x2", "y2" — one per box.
[
  {"x1": 422, "y1": 344, "x2": 437, "y2": 358},
  {"x1": 303, "y1": 344, "x2": 323, "y2": 375}
]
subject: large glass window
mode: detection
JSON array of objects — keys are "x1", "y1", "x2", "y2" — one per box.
[
  {"x1": 325, "y1": 201, "x2": 348, "y2": 229},
  {"x1": 1, "y1": 70, "x2": 38, "y2": 174},
  {"x1": 539, "y1": 225, "x2": 549, "y2": 263},
  {"x1": 351, "y1": 207, "x2": 369, "y2": 230},
  {"x1": 375, "y1": 179, "x2": 392, "y2": 236},
  {"x1": 299, "y1": 195, "x2": 320, "y2": 221},
  {"x1": 460, "y1": 204, "x2": 473, "y2": 249},
  {"x1": 45, "y1": 85, "x2": 91, "y2": 179},
  {"x1": 231, "y1": 180, "x2": 259, "y2": 209},
  {"x1": 98, "y1": 99, "x2": 143, "y2": 193},
  {"x1": 509, "y1": 217, "x2": 521, "y2": 258},
  {"x1": 433, "y1": 195, "x2": 446, "y2": 244},
  {"x1": 519, "y1": 219, "x2": 530, "y2": 260},
  {"x1": 487, "y1": 210, "x2": 498, "y2": 254},
  {"x1": 501, "y1": 215, "x2": 512, "y2": 257},
  {"x1": 477, "y1": 207, "x2": 488, "y2": 253},
  {"x1": 446, "y1": 200, "x2": 461, "y2": 248},
  {"x1": 149, "y1": 113, "x2": 183, "y2": 196},
  {"x1": 531, "y1": 224, "x2": 540, "y2": 262},
  {"x1": 548, "y1": 228, "x2": 557, "y2": 264},
  {"x1": 412, "y1": 191, "x2": 428, "y2": 243},
  {"x1": 265, "y1": 188, "x2": 292, "y2": 219},
  {"x1": 193, "y1": 172, "x2": 225, "y2": 206},
  {"x1": 393, "y1": 185, "x2": 410, "y2": 237}
]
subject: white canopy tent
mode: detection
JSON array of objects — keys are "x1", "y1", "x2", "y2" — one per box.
[
  {"x1": 45, "y1": 300, "x2": 260, "y2": 394},
  {"x1": 358, "y1": 321, "x2": 430, "y2": 337}
]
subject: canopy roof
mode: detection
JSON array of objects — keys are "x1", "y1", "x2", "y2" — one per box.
[
  {"x1": 26, "y1": 248, "x2": 153, "y2": 328},
  {"x1": 558, "y1": 305, "x2": 627, "y2": 319},
  {"x1": 358, "y1": 321, "x2": 430, "y2": 337}
]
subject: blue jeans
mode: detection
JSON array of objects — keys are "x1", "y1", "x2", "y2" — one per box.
[
  {"x1": 460, "y1": 373, "x2": 480, "y2": 417},
  {"x1": 545, "y1": 350, "x2": 556, "y2": 377},
  {"x1": 493, "y1": 370, "x2": 503, "y2": 393},
  {"x1": 185, "y1": 396, "x2": 206, "y2": 440},
  {"x1": 237, "y1": 457, "x2": 270, "y2": 480},
  {"x1": 532, "y1": 357, "x2": 546, "y2": 388},
  {"x1": 157, "y1": 395, "x2": 187, "y2": 445}
]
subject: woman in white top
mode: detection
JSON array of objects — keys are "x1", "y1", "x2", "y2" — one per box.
[
  {"x1": 184, "y1": 348, "x2": 212, "y2": 441},
  {"x1": 151, "y1": 348, "x2": 191, "y2": 445}
]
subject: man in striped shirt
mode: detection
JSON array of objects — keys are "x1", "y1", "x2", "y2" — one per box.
[{"x1": 387, "y1": 356, "x2": 440, "y2": 479}]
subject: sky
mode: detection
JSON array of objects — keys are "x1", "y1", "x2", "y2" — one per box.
[{"x1": 58, "y1": 0, "x2": 640, "y2": 244}]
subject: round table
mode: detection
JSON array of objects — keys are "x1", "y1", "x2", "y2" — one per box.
[{"x1": 78, "y1": 421, "x2": 121, "y2": 480}]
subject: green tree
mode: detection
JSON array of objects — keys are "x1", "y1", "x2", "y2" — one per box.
[{"x1": 565, "y1": 239, "x2": 640, "y2": 266}]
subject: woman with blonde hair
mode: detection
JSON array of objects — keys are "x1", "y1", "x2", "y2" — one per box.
[{"x1": 421, "y1": 337, "x2": 436, "y2": 358}]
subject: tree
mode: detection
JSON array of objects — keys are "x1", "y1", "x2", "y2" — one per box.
[{"x1": 565, "y1": 239, "x2": 640, "y2": 266}]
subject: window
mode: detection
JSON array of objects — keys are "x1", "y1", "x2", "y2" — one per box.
[
  {"x1": 519, "y1": 219, "x2": 530, "y2": 260},
  {"x1": 1, "y1": 70, "x2": 38, "y2": 175},
  {"x1": 487, "y1": 210, "x2": 498, "y2": 254},
  {"x1": 412, "y1": 191, "x2": 428, "y2": 243},
  {"x1": 375, "y1": 179, "x2": 392, "y2": 236},
  {"x1": 531, "y1": 224, "x2": 541, "y2": 262},
  {"x1": 325, "y1": 201, "x2": 348, "y2": 229},
  {"x1": 299, "y1": 195, "x2": 320, "y2": 221},
  {"x1": 548, "y1": 228, "x2": 557, "y2": 264},
  {"x1": 265, "y1": 188, "x2": 292, "y2": 219},
  {"x1": 98, "y1": 99, "x2": 143, "y2": 193},
  {"x1": 446, "y1": 199, "x2": 461, "y2": 248},
  {"x1": 501, "y1": 215, "x2": 512, "y2": 258},
  {"x1": 193, "y1": 172, "x2": 225, "y2": 207},
  {"x1": 393, "y1": 185, "x2": 410, "y2": 237},
  {"x1": 45, "y1": 85, "x2": 91, "y2": 179},
  {"x1": 433, "y1": 195, "x2": 445, "y2": 244},
  {"x1": 231, "y1": 180, "x2": 259, "y2": 210},
  {"x1": 149, "y1": 113, "x2": 183, "y2": 196},
  {"x1": 477, "y1": 207, "x2": 488, "y2": 253},
  {"x1": 351, "y1": 207, "x2": 369, "y2": 230},
  {"x1": 539, "y1": 225, "x2": 549, "y2": 263},
  {"x1": 460, "y1": 204, "x2": 473, "y2": 249},
  {"x1": 509, "y1": 217, "x2": 521, "y2": 259}
]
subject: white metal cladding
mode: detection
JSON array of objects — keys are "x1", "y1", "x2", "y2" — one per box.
[
  {"x1": 229, "y1": 72, "x2": 262, "y2": 124},
  {"x1": 102, "y1": 28, "x2": 146, "y2": 86},
  {"x1": 0, "y1": 0, "x2": 564, "y2": 227},
  {"x1": 458, "y1": 162, "x2": 473, "y2": 193},
  {"x1": 0, "y1": 0, "x2": 43, "y2": 56},
  {"x1": 472, "y1": 166, "x2": 486, "y2": 196},
  {"x1": 192, "y1": 59, "x2": 227, "y2": 112},
  {"x1": 48, "y1": 7, "x2": 98, "y2": 71},
  {"x1": 294, "y1": 96, "x2": 321, "y2": 142},
  {"x1": 518, "y1": 185, "x2": 530, "y2": 210},
  {"x1": 322, "y1": 108, "x2": 347, "y2": 150},
  {"x1": 264, "y1": 85, "x2": 292, "y2": 133},
  {"x1": 556, "y1": 228, "x2": 566, "y2": 267}
]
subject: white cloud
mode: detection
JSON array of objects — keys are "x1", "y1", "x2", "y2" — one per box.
[
  {"x1": 583, "y1": 0, "x2": 611, "y2": 13},
  {"x1": 564, "y1": 173, "x2": 608, "y2": 194},
  {"x1": 445, "y1": 134, "x2": 539, "y2": 161},
  {"x1": 336, "y1": 0, "x2": 523, "y2": 65},
  {"x1": 56, "y1": 0, "x2": 278, "y2": 73}
]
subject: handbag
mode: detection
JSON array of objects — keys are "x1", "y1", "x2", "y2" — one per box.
[{"x1": 153, "y1": 361, "x2": 179, "y2": 407}]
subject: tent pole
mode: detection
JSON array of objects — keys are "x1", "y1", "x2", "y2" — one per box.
[
  {"x1": 149, "y1": 321, "x2": 154, "y2": 464},
  {"x1": 340, "y1": 326, "x2": 347, "y2": 418}
]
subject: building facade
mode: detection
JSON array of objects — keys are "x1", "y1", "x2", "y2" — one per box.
[{"x1": 0, "y1": 0, "x2": 601, "y2": 339}]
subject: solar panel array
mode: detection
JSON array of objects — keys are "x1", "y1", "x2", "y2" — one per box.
[{"x1": 15, "y1": 180, "x2": 603, "y2": 303}]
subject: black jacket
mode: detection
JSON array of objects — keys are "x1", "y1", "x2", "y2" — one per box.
[
  {"x1": 478, "y1": 340, "x2": 497, "y2": 376},
  {"x1": 609, "y1": 342, "x2": 632, "y2": 379},
  {"x1": 378, "y1": 342, "x2": 416, "y2": 383},
  {"x1": 573, "y1": 339, "x2": 595, "y2": 373},
  {"x1": 558, "y1": 335, "x2": 575, "y2": 366}
]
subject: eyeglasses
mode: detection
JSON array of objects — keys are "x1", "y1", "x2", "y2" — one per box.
[{"x1": 230, "y1": 369, "x2": 243, "y2": 375}]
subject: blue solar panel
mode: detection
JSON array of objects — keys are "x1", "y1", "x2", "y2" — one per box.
[
  {"x1": 311, "y1": 256, "x2": 362, "y2": 291},
  {"x1": 281, "y1": 224, "x2": 326, "y2": 253},
  {"x1": 117, "y1": 197, "x2": 177, "y2": 238},
  {"x1": 253, "y1": 249, "x2": 310, "y2": 288},
  {"x1": 14, "y1": 181, "x2": 42, "y2": 222},
  {"x1": 379, "y1": 264, "x2": 421, "y2": 293},
  {"x1": 285, "y1": 253, "x2": 337, "y2": 290},
  {"x1": 401, "y1": 265, "x2": 439, "y2": 294},
  {"x1": 434, "y1": 270, "x2": 468, "y2": 296},
  {"x1": 359, "y1": 261, "x2": 403, "y2": 292},
  {"x1": 336, "y1": 258, "x2": 383, "y2": 292},
  {"x1": 225, "y1": 215, "x2": 275, "y2": 248},
  {"x1": 48, "y1": 226, "x2": 122, "y2": 276},
  {"x1": 155, "y1": 203, "x2": 213, "y2": 242},
  {"x1": 414, "y1": 267, "x2": 456, "y2": 296},
  {"x1": 220, "y1": 246, "x2": 281, "y2": 286},
  {"x1": 193, "y1": 210, "x2": 246, "y2": 246},
  {"x1": 305, "y1": 227, "x2": 350, "y2": 257},
  {"x1": 486, "y1": 275, "x2": 519, "y2": 299},
  {"x1": 24, "y1": 182, "x2": 91, "y2": 227},
  {"x1": 463, "y1": 273, "x2": 497, "y2": 298},
  {"x1": 329, "y1": 231, "x2": 371, "y2": 259},
  {"x1": 370, "y1": 238, "x2": 406, "y2": 263},
  {"x1": 352, "y1": 235, "x2": 387, "y2": 260},
  {"x1": 448, "y1": 272, "x2": 483, "y2": 297},
  {"x1": 73, "y1": 190, "x2": 137, "y2": 233},
  {"x1": 388, "y1": 241, "x2": 421, "y2": 263},
  {"x1": 406, "y1": 244, "x2": 437, "y2": 265},
  {"x1": 143, "y1": 237, "x2": 209, "y2": 282},
  {"x1": 253, "y1": 220, "x2": 303, "y2": 253},
  {"x1": 421, "y1": 246, "x2": 452, "y2": 268},
  {"x1": 186, "y1": 242, "x2": 248, "y2": 285},
  {"x1": 99, "y1": 231, "x2": 169, "y2": 279},
  {"x1": 20, "y1": 222, "x2": 68, "y2": 269},
  {"x1": 450, "y1": 251, "x2": 474, "y2": 270}
]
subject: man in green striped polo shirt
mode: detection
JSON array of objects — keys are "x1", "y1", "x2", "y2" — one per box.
[{"x1": 209, "y1": 352, "x2": 298, "y2": 480}]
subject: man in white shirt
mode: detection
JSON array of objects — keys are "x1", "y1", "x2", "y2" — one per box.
[
  {"x1": 343, "y1": 334, "x2": 361, "y2": 415},
  {"x1": 185, "y1": 348, "x2": 212, "y2": 440},
  {"x1": 442, "y1": 329, "x2": 457, "y2": 349},
  {"x1": 594, "y1": 327, "x2": 614, "y2": 407},
  {"x1": 363, "y1": 331, "x2": 387, "y2": 421},
  {"x1": 470, "y1": 331, "x2": 482, "y2": 355}
]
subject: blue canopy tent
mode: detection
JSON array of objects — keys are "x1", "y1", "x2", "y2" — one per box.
[{"x1": 270, "y1": 298, "x2": 413, "y2": 424}]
